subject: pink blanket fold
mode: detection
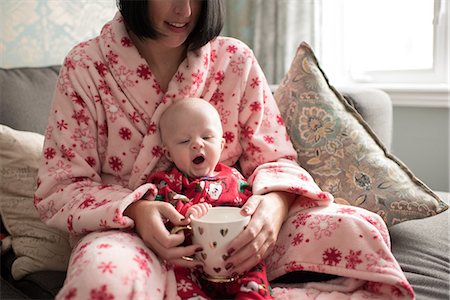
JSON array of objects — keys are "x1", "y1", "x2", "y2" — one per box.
[{"x1": 266, "y1": 203, "x2": 415, "y2": 299}]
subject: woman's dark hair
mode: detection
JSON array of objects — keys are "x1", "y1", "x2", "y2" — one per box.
[{"x1": 117, "y1": 0, "x2": 224, "y2": 51}]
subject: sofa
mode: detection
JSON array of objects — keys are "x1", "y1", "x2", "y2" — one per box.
[{"x1": 1, "y1": 65, "x2": 449, "y2": 300}]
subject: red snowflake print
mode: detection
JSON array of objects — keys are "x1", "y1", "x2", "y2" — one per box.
[
  {"x1": 44, "y1": 147, "x2": 57, "y2": 159},
  {"x1": 94, "y1": 199, "x2": 111, "y2": 208},
  {"x1": 175, "y1": 71, "x2": 185, "y2": 82},
  {"x1": 112, "y1": 208, "x2": 127, "y2": 226},
  {"x1": 226, "y1": 45, "x2": 238, "y2": 53},
  {"x1": 223, "y1": 131, "x2": 234, "y2": 143},
  {"x1": 108, "y1": 156, "x2": 123, "y2": 172},
  {"x1": 337, "y1": 207, "x2": 357, "y2": 214},
  {"x1": 344, "y1": 250, "x2": 362, "y2": 269},
  {"x1": 121, "y1": 36, "x2": 132, "y2": 47},
  {"x1": 136, "y1": 246, "x2": 153, "y2": 263},
  {"x1": 99, "y1": 219, "x2": 110, "y2": 229},
  {"x1": 98, "y1": 261, "x2": 117, "y2": 274},
  {"x1": 78, "y1": 195, "x2": 95, "y2": 209},
  {"x1": 361, "y1": 214, "x2": 378, "y2": 226},
  {"x1": 98, "y1": 121, "x2": 108, "y2": 136},
  {"x1": 192, "y1": 69, "x2": 204, "y2": 87},
  {"x1": 250, "y1": 77, "x2": 261, "y2": 88},
  {"x1": 94, "y1": 61, "x2": 108, "y2": 77},
  {"x1": 291, "y1": 212, "x2": 311, "y2": 228},
  {"x1": 276, "y1": 114, "x2": 285, "y2": 126},
  {"x1": 70, "y1": 91, "x2": 85, "y2": 107},
  {"x1": 246, "y1": 142, "x2": 261, "y2": 155},
  {"x1": 309, "y1": 215, "x2": 339, "y2": 240},
  {"x1": 152, "y1": 80, "x2": 162, "y2": 94},
  {"x1": 72, "y1": 127, "x2": 95, "y2": 150},
  {"x1": 249, "y1": 101, "x2": 262, "y2": 112},
  {"x1": 64, "y1": 57, "x2": 76, "y2": 70},
  {"x1": 210, "y1": 49, "x2": 218, "y2": 62},
  {"x1": 203, "y1": 53, "x2": 209, "y2": 66},
  {"x1": 119, "y1": 127, "x2": 132, "y2": 140},
  {"x1": 98, "y1": 79, "x2": 112, "y2": 95},
  {"x1": 365, "y1": 249, "x2": 395, "y2": 273},
  {"x1": 85, "y1": 156, "x2": 96, "y2": 167},
  {"x1": 133, "y1": 254, "x2": 151, "y2": 277},
  {"x1": 214, "y1": 71, "x2": 225, "y2": 84},
  {"x1": 284, "y1": 261, "x2": 304, "y2": 272},
  {"x1": 298, "y1": 173, "x2": 309, "y2": 181},
  {"x1": 322, "y1": 247, "x2": 342, "y2": 266},
  {"x1": 241, "y1": 125, "x2": 254, "y2": 139},
  {"x1": 72, "y1": 109, "x2": 90, "y2": 125},
  {"x1": 64, "y1": 288, "x2": 77, "y2": 299},
  {"x1": 136, "y1": 64, "x2": 152, "y2": 80},
  {"x1": 147, "y1": 122, "x2": 157, "y2": 134},
  {"x1": 152, "y1": 145, "x2": 163, "y2": 157},
  {"x1": 291, "y1": 233, "x2": 304, "y2": 246},
  {"x1": 67, "y1": 215, "x2": 74, "y2": 232},
  {"x1": 106, "y1": 50, "x2": 119, "y2": 65},
  {"x1": 210, "y1": 88, "x2": 224, "y2": 105},
  {"x1": 56, "y1": 120, "x2": 68, "y2": 131},
  {"x1": 60, "y1": 144, "x2": 75, "y2": 161},
  {"x1": 128, "y1": 111, "x2": 140, "y2": 124},
  {"x1": 263, "y1": 135, "x2": 274, "y2": 144},
  {"x1": 90, "y1": 284, "x2": 114, "y2": 300},
  {"x1": 230, "y1": 56, "x2": 245, "y2": 76}
]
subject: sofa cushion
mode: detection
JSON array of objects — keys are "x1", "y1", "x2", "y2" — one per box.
[
  {"x1": 0, "y1": 125, "x2": 71, "y2": 280},
  {"x1": 274, "y1": 42, "x2": 448, "y2": 226},
  {"x1": 0, "y1": 66, "x2": 60, "y2": 134},
  {"x1": 390, "y1": 191, "x2": 449, "y2": 300}
]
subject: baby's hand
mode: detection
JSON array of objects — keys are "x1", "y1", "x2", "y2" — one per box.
[{"x1": 186, "y1": 203, "x2": 212, "y2": 219}]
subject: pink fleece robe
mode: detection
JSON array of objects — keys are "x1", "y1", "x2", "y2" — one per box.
[{"x1": 34, "y1": 12, "x2": 413, "y2": 300}]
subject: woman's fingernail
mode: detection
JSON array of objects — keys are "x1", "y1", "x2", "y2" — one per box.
[
  {"x1": 195, "y1": 247, "x2": 203, "y2": 252},
  {"x1": 225, "y1": 262, "x2": 234, "y2": 270},
  {"x1": 180, "y1": 218, "x2": 186, "y2": 221},
  {"x1": 227, "y1": 248, "x2": 235, "y2": 255}
]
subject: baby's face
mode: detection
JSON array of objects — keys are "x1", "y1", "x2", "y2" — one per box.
[{"x1": 161, "y1": 102, "x2": 224, "y2": 178}]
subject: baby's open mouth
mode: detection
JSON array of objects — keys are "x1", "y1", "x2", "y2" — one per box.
[{"x1": 192, "y1": 155, "x2": 205, "y2": 165}]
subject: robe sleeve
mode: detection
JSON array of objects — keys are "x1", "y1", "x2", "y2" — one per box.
[
  {"x1": 236, "y1": 48, "x2": 333, "y2": 205},
  {"x1": 34, "y1": 59, "x2": 157, "y2": 235}
]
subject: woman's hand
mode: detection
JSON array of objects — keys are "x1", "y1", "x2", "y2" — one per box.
[
  {"x1": 124, "y1": 200, "x2": 203, "y2": 268},
  {"x1": 225, "y1": 191, "x2": 295, "y2": 275}
]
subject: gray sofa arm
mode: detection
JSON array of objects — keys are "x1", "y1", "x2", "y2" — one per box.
[{"x1": 339, "y1": 86, "x2": 393, "y2": 151}]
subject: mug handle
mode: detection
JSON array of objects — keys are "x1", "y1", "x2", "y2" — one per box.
[{"x1": 171, "y1": 225, "x2": 194, "y2": 262}]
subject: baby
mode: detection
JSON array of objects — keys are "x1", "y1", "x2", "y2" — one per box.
[{"x1": 147, "y1": 98, "x2": 272, "y2": 299}]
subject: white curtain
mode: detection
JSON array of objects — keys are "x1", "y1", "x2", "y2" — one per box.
[{"x1": 223, "y1": 0, "x2": 318, "y2": 84}]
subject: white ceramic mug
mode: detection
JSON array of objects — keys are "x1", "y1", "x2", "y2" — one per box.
[{"x1": 173, "y1": 207, "x2": 250, "y2": 282}]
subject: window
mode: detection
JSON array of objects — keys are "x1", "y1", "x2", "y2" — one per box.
[{"x1": 318, "y1": 0, "x2": 448, "y2": 92}]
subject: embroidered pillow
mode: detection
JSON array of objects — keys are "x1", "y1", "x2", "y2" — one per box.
[
  {"x1": 274, "y1": 42, "x2": 448, "y2": 226},
  {"x1": 0, "y1": 125, "x2": 71, "y2": 279}
]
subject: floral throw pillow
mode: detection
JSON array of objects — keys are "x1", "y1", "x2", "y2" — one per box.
[{"x1": 275, "y1": 42, "x2": 448, "y2": 226}]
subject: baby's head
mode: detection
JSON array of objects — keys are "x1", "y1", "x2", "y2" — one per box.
[{"x1": 159, "y1": 98, "x2": 225, "y2": 178}]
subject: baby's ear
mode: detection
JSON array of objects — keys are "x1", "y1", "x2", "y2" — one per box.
[
  {"x1": 163, "y1": 146, "x2": 173, "y2": 161},
  {"x1": 220, "y1": 137, "x2": 225, "y2": 151}
]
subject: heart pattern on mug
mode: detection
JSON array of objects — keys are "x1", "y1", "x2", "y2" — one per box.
[
  {"x1": 209, "y1": 241, "x2": 217, "y2": 249},
  {"x1": 213, "y1": 267, "x2": 221, "y2": 273},
  {"x1": 198, "y1": 227, "x2": 204, "y2": 235},
  {"x1": 200, "y1": 253, "x2": 207, "y2": 260},
  {"x1": 220, "y1": 228, "x2": 228, "y2": 237}
]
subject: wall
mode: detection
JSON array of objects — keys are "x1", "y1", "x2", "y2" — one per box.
[
  {"x1": 0, "y1": 0, "x2": 116, "y2": 68},
  {"x1": 392, "y1": 106, "x2": 450, "y2": 192}
]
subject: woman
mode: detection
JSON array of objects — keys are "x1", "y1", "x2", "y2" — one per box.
[{"x1": 35, "y1": 0, "x2": 413, "y2": 299}]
